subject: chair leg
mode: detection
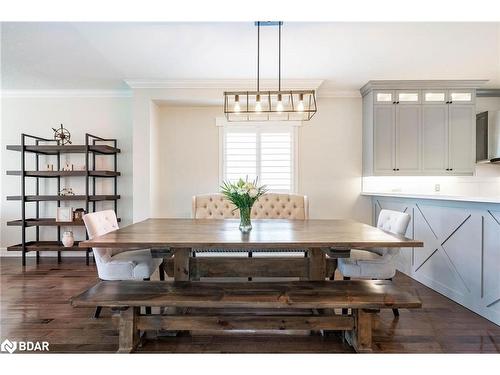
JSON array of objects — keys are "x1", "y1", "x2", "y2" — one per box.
[
  {"x1": 159, "y1": 261, "x2": 165, "y2": 281},
  {"x1": 143, "y1": 277, "x2": 152, "y2": 314},
  {"x1": 342, "y1": 276, "x2": 350, "y2": 315},
  {"x1": 93, "y1": 306, "x2": 102, "y2": 319},
  {"x1": 248, "y1": 251, "x2": 252, "y2": 281},
  {"x1": 387, "y1": 278, "x2": 400, "y2": 317}
]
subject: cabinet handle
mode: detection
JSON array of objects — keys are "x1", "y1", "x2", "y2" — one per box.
[{"x1": 396, "y1": 101, "x2": 400, "y2": 104}]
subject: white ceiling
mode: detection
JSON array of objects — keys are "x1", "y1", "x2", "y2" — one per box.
[{"x1": 2, "y1": 22, "x2": 500, "y2": 91}]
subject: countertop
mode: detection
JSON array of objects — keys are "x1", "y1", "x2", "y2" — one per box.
[{"x1": 361, "y1": 191, "x2": 500, "y2": 204}]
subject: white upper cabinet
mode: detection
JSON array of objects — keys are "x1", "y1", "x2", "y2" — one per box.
[{"x1": 361, "y1": 81, "x2": 481, "y2": 176}]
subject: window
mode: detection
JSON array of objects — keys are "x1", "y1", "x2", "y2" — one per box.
[
  {"x1": 376, "y1": 92, "x2": 393, "y2": 102},
  {"x1": 424, "y1": 92, "x2": 446, "y2": 102},
  {"x1": 220, "y1": 123, "x2": 297, "y2": 192}
]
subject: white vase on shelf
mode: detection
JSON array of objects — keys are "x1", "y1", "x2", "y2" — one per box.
[{"x1": 62, "y1": 231, "x2": 74, "y2": 247}]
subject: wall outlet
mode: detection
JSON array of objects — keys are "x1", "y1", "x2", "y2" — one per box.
[{"x1": 434, "y1": 184, "x2": 440, "y2": 192}]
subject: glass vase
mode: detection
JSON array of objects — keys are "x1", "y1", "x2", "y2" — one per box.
[{"x1": 239, "y1": 206, "x2": 252, "y2": 233}]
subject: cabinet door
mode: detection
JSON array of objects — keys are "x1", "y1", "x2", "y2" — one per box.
[
  {"x1": 396, "y1": 105, "x2": 421, "y2": 172},
  {"x1": 422, "y1": 105, "x2": 448, "y2": 172},
  {"x1": 448, "y1": 89, "x2": 475, "y2": 104},
  {"x1": 448, "y1": 104, "x2": 475, "y2": 174},
  {"x1": 374, "y1": 90, "x2": 395, "y2": 105},
  {"x1": 396, "y1": 90, "x2": 421, "y2": 104},
  {"x1": 423, "y1": 90, "x2": 447, "y2": 105},
  {"x1": 374, "y1": 105, "x2": 396, "y2": 173}
]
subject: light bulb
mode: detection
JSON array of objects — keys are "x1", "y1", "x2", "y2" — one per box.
[
  {"x1": 255, "y1": 94, "x2": 262, "y2": 112},
  {"x1": 276, "y1": 94, "x2": 284, "y2": 113},
  {"x1": 297, "y1": 93, "x2": 304, "y2": 112},
  {"x1": 233, "y1": 95, "x2": 241, "y2": 113}
]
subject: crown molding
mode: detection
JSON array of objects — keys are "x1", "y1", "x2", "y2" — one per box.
[
  {"x1": 1, "y1": 89, "x2": 133, "y2": 98},
  {"x1": 124, "y1": 79, "x2": 324, "y2": 90},
  {"x1": 360, "y1": 80, "x2": 489, "y2": 96},
  {"x1": 317, "y1": 89, "x2": 361, "y2": 98}
]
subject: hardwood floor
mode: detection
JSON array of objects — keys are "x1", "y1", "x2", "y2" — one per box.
[{"x1": 1, "y1": 257, "x2": 499, "y2": 353}]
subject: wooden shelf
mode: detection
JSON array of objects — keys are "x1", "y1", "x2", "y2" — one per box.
[
  {"x1": 7, "y1": 144, "x2": 120, "y2": 155},
  {"x1": 7, "y1": 217, "x2": 121, "y2": 227},
  {"x1": 7, "y1": 194, "x2": 120, "y2": 201},
  {"x1": 7, "y1": 241, "x2": 86, "y2": 252},
  {"x1": 7, "y1": 170, "x2": 120, "y2": 178},
  {"x1": 7, "y1": 133, "x2": 119, "y2": 265}
]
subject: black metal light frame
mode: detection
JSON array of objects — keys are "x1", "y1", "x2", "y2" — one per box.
[{"x1": 223, "y1": 21, "x2": 317, "y2": 122}]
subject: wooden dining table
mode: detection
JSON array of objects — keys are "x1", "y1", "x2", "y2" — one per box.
[{"x1": 79, "y1": 218, "x2": 423, "y2": 281}]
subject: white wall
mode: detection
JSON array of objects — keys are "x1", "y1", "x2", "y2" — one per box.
[
  {"x1": 299, "y1": 98, "x2": 370, "y2": 221},
  {"x1": 152, "y1": 105, "x2": 221, "y2": 218},
  {"x1": 151, "y1": 98, "x2": 371, "y2": 223},
  {"x1": 0, "y1": 96, "x2": 133, "y2": 255}
]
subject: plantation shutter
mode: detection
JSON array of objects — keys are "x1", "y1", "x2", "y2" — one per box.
[
  {"x1": 222, "y1": 125, "x2": 295, "y2": 192},
  {"x1": 260, "y1": 132, "x2": 293, "y2": 191},
  {"x1": 224, "y1": 131, "x2": 258, "y2": 182}
]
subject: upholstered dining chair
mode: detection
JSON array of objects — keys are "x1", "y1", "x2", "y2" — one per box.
[
  {"x1": 337, "y1": 209, "x2": 411, "y2": 317},
  {"x1": 190, "y1": 193, "x2": 309, "y2": 279},
  {"x1": 83, "y1": 210, "x2": 164, "y2": 318}
]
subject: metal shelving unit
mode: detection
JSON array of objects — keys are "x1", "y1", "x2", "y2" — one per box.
[{"x1": 6, "y1": 133, "x2": 120, "y2": 266}]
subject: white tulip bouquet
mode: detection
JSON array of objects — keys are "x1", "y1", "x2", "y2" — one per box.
[{"x1": 220, "y1": 177, "x2": 267, "y2": 233}]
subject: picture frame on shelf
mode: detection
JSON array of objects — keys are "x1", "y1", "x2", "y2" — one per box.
[{"x1": 56, "y1": 207, "x2": 73, "y2": 222}]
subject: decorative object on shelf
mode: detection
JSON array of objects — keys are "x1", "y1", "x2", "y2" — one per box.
[
  {"x1": 45, "y1": 164, "x2": 54, "y2": 171},
  {"x1": 223, "y1": 21, "x2": 317, "y2": 122},
  {"x1": 73, "y1": 208, "x2": 86, "y2": 221},
  {"x1": 220, "y1": 178, "x2": 267, "y2": 233},
  {"x1": 62, "y1": 231, "x2": 75, "y2": 247},
  {"x1": 61, "y1": 162, "x2": 74, "y2": 171},
  {"x1": 52, "y1": 124, "x2": 72, "y2": 145},
  {"x1": 58, "y1": 187, "x2": 75, "y2": 196},
  {"x1": 56, "y1": 207, "x2": 73, "y2": 222}
]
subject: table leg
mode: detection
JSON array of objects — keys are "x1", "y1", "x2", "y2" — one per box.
[
  {"x1": 117, "y1": 307, "x2": 140, "y2": 353},
  {"x1": 173, "y1": 248, "x2": 191, "y2": 281},
  {"x1": 308, "y1": 248, "x2": 326, "y2": 280},
  {"x1": 344, "y1": 309, "x2": 373, "y2": 353}
]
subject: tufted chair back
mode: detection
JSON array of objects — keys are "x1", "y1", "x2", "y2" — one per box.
[
  {"x1": 192, "y1": 193, "x2": 308, "y2": 220},
  {"x1": 372, "y1": 209, "x2": 411, "y2": 257},
  {"x1": 82, "y1": 210, "x2": 121, "y2": 274}
]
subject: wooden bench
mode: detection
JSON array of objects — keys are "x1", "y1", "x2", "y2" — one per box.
[{"x1": 71, "y1": 280, "x2": 422, "y2": 353}]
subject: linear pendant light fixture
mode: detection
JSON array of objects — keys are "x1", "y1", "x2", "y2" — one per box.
[{"x1": 223, "y1": 21, "x2": 317, "y2": 122}]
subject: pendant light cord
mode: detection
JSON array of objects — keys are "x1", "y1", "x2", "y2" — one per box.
[
  {"x1": 278, "y1": 22, "x2": 281, "y2": 91},
  {"x1": 257, "y1": 21, "x2": 260, "y2": 92}
]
